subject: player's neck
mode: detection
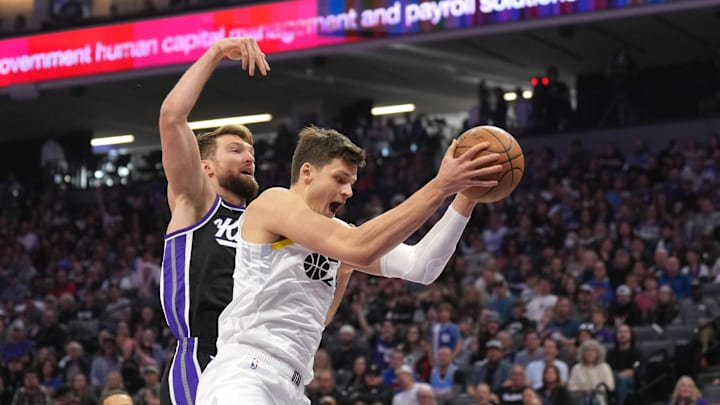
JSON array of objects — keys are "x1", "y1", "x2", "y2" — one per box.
[{"x1": 217, "y1": 189, "x2": 246, "y2": 207}]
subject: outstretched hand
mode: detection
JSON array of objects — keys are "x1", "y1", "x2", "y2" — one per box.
[
  {"x1": 435, "y1": 139, "x2": 503, "y2": 197},
  {"x1": 214, "y1": 37, "x2": 271, "y2": 77}
]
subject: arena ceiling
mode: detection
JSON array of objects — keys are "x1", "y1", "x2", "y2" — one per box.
[{"x1": 1, "y1": 0, "x2": 719, "y2": 148}]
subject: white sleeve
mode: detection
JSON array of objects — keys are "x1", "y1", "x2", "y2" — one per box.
[{"x1": 380, "y1": 205, "x2": 469, "y2": 285}]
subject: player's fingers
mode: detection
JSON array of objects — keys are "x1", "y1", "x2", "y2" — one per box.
[
  {"x1": 471, "y1": 164, "x2": 503, "y2": 177},
  {"x1": 470, "y1": 179, "x2": 499, "y2": 188},
  {"x1": 240, "y1": 42, "x2": 249, "y2": 71},
  {"x1": 247, "y1": 42, "x2": 256, "y2": 76},
  {"x1": 458, "y1": 142, "x2": 491, "y2": 161},
  {"x1": 252, "y1": 42, "x2": 269, "y2": 76},
  {"x1": 469, "y1": 153, "x2": 501, "y2": 167},
  {"x1": 445, "y1": 139, "x2": 458, "y2": 159}
]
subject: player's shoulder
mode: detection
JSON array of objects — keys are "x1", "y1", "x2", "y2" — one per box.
[{"x1": 246, "y1": 187, "x2": 298, "y2": 213}]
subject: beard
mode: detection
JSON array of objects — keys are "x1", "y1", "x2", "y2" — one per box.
[{"x1": 218, "y1": 171, "x2": 259, "y2": 201}]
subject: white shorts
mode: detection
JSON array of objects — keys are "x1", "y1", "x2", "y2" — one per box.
[{"x1": 196, "y1": 343, "x2": 310, "y2": 405}]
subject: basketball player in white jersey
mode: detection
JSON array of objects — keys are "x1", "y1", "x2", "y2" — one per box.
[
  {"x1": 196, "y1": 126, "x2": 502, "y2": 404},
  {"x1": 157, "y1": 37, "x2": 269, "y2": 405}
]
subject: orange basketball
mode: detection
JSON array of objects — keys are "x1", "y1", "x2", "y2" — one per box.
[{"x1": 453, "y1": 125, "x2": 524, "y2": 203}]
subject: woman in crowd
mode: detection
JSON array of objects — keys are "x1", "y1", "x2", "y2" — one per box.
[
  {"x1": 536, "y1": 364, "x2": 570, "y2": 405},
  {"x1": 567, "y1": 340, "x2": 615, "y2": 405},
  {"x1": 667, "y1": 376, "x2": 708, "y2": 405}
]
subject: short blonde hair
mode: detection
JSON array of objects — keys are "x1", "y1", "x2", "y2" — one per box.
[{"x1": 196, "y1": 124, "x2": 253, "y2": 160}]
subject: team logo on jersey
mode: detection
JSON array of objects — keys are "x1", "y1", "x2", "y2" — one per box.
[
  {"x1": 213, "y1": 217, "x2": 239, "y2": 248},
  {"x1": 303, "y1": 253, "x2": 337, "y2": 287},
  {"x1": 250, "y1": 357, "x2": 259, "y2": 369}
]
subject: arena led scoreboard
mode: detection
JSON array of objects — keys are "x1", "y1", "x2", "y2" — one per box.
[{"x1": 0, "y1": 0, "x2": 685, "y2": 88}]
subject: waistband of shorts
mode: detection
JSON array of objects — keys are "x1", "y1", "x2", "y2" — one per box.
[{"x1": 222, "y1": 343, "x2": 303, "y2": 388}]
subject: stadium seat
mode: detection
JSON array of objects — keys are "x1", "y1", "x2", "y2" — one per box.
[
  {"x1": 632, "y1": 325, "x2": 664, "y2": 341},
  {"x1": 637, "y1": 339, "x2": 674, "y2": 360},
  {"x1": 702, "y1": 385, "x2": 720, "y2": 404},
  {"x1": 663, "y1": 324, "x2": 696, "y2": 344}
]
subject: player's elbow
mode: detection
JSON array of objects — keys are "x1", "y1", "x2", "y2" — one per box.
[{"x1": 159, "y1": 102, "x2": 187, "y2": 127}]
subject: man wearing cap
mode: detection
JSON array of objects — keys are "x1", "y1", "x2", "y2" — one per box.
[
  {"x1": 134, "y1": 365, "x2": 160, "y2": 405},
  {"x1": 393, "y1": 365, "x2": 425, "y2": 405},
  {"x1": 1, "y1": 320, "x2": 33, "y2": 363},
  {"x1": 608, "y1": 284, "x2": 644, "y2": 326},
  {"x1": 468, "y1": 340, "x2": 512, "y2": 394},
  {"x1": 572, "y1": 284, "x2": 595, "y2": 322},
  {"x1": 345, "y1": 363, "x2": 393, "y2": 405},
  {"x1": 329, "y1": 324, "x2": 365, "y2": 373}
]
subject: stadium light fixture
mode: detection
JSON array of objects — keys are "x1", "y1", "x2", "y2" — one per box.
[
  {"x1": 522, "y1": 90, "x2": 533, "y2": 99},
  {"x1": 90, "y1": 134, "x2": 135, "y2": 147},
  {"x1": 503, "y1": 92, "x2": 518, "y2": 102},
  {"x1": 188, "y1": 114, "x2": 273, "y2": 130},
  {"x1": 371, "y1": 104, "x2": 416, "y2": 116}
]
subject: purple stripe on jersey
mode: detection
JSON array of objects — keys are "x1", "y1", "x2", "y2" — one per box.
[
  {"x1": 171, "y1": 338, "x2": 198, "y2": 405},
  {"x1": 185, "y1": 338, "x2": 201, "y2": 401},
  {"x1": 162, "y1": 241, "x2": 181, "y2": 339},
  {"x1": 174, "y1": 235, "x2": 189, "y2": 337},
  {"x1": 165, "y1": 196, "x2": 221, "y2": 240}
]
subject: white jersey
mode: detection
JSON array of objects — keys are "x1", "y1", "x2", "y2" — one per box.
[{"x1": 216, "y1": 216, "x2": 339, "y2": 384}]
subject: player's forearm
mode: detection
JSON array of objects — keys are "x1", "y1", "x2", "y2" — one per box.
[
  {"x1": 160, "y1": 46, "x2": 224, "y2": 123},
  {"x1": 379, "y1": 197, "x2": 470, "y2": 284},
  {"x1": 351, "y1": 178, "x2": 447, "y2": 265}
]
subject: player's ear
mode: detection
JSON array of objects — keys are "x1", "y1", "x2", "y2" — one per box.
[
  {"x1": 300, "y1": 162, "x2": 314, "y2": 184},
  {"x1": 201, "y1": 160, "x2": 213, "y2": 175}
]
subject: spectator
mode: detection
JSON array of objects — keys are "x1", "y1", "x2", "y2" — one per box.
[
  {"x1": 544, "y1": 297, "x2": 579, "y2": 346},
  {"x1": 496, "y1": 365, "x2": 528, "y2": 405},
  {"x1": 606, "y1": 325, "x2": 642, "y2": 405},
  {"x1": 488, "y1": 279, "x2": 513, "y2": 324},
  {"x1": 11, "y1": 369, "x2": 51, "y2": 405},
  {"x1": 536, "y1": 364, "x2": 570, "y2": 405},
  {"x1": 392, "y1": 366, "x2": 422, "y2": 405},
  {"x1": 430, "y1": 303, "x2": 462, "y2": 359},
  {"x1": 608, "y1": 285, "x2": 644, "y2": 327},
  {"x1": 636, "y1": 274, "x2": 660, "y2": 316},
  {"x1": 98, "y1": 389, "x2": 133, "y2": 405},
  {"x1": 132, "y1": 365, "x2": 159, "y2": 405},
  {"x1": 346, "y1": 363, "x2": 393, "y2": 405},
  {"x1": 1, "y1": 320, "x2": 33, "y2": 363},
  {"x1": 648, "y1": 285, "x2": 680, "y2": 326},
  {"x1": 667, "y1": 376, "x2": 708, "y2": 405},
  {"x1": 659, "y1": 256, "x2": 691, "y2": 299},
  {"x1": 383, "y1": 350, "x2": 409, "y2": 393},
  {"x1": 308, "y1": 369, "x2": 338, "y2": 405},
  {"x1": 70, "y1": 373, "x2": 96, "y2": 405},
  {"x1": 416, "y1": 383, "x2": 436, "y2": 405},
  {"x1": 525, "y1": 338, "x2": 568, "y2": 390},
  {"x1": 473, "y1": 382, "x2": 499, "y2": 405},
  {"x1": 502, "y1": 300, "x2": 535, "y2": 338},
  {"x1": 567, "y1": 340, "x2": 614, "y2": 405},
  {"x1": 496, "y1": 331, "x2": 516, "y2": 364},
  {"x1": 58, "y1": 342, "x2": 90, "y2": 390},
  {"x1": 586, "y1": 262, "x2": 614, "y2": 305},
  {"x1": 514, "y1": 331, "x2": 543, "y2": 368},
  {"x1": 329, "y1": 324, "x2": 364, "y2": 373},
  {"x1": 468, "y1": 340, "x2": 512, "y2": 394},
  {"x1": 526, "y1": 278, "x2": 558, "y2": 324},
  {"x1": 429, "y1": 347, "x2": 463, "y2": 402},
  {"x1": 572, "y1": 284, "x2": 594, "y2": 323},
  {"x1": 90, "y1": 336, "x2": 120, "y2": 389}
]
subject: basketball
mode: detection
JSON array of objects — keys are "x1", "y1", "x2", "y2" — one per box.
[{"x1": 453, "y1": 125, "x2": 525, "y2": 203}]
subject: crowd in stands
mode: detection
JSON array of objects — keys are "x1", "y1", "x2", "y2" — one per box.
[{"x1": 2, "y1": 115, "x2": 720, "y2": 405}]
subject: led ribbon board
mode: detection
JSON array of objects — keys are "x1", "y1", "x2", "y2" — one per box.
[{"x1": 0, "y1": 0, "x2": 674, "y2": 88}]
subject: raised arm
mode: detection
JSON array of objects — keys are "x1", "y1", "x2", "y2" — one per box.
[
  {"x1": 245, "y1": 141, "x2": 500, "y2": 267},
  {"x1": 159, "y1": 38, "x2": 269, "y2": 218}
]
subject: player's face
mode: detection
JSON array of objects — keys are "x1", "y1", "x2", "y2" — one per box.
[
  {"x1": 211, "y1": 135, "x2": 259, "y2": 200},
  {"x1": 308, "y1": 158, "x2": 357, "y2": 218}
]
